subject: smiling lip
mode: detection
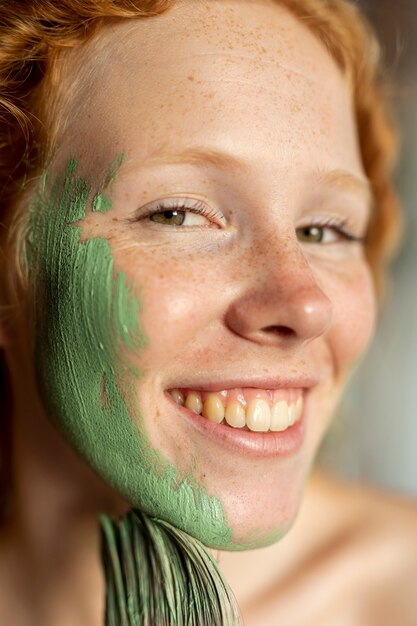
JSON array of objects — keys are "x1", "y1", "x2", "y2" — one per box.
[
  {"x1": 165, "y1": 379, "x2": 315, "y2": 459},
  {"x1": 169, "y1": 377, "x2": 318, "y2": 393}
]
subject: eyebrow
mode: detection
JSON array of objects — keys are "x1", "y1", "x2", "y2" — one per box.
[
  {"x1": 143, "y1": 145, "x2": 248, "y2": 172},
  {"x1": 316, "y1": 168, "x2": 374, "y2": 208},
  {"x1": 140, "y1": 146, "x2": 373, "y2": 207}
]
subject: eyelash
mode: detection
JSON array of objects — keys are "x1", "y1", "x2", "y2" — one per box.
[
  {"x1": 134, "y1": 199, "x2": 366, "y2": 243},
  {"x1": 302, "y1": 216, "x2": 366, "y2": 244},
  {"x1": 135, "y1": 198, "x2": 224, "y2": 225}
]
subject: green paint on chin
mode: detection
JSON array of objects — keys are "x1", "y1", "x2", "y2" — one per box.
[{"x1": 26, "y1": 156, "x2": 281, "y2": 551}]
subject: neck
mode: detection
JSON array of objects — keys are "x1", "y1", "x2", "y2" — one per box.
[{"x1": 1, "y1": 356, "x2": 127, "y2": 626}]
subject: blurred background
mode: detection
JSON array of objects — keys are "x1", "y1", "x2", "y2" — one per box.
[{"x1": 319, "y1": 0, "x2": 417, "y2": 496}]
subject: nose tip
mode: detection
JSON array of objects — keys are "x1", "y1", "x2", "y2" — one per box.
[
  {"x1": 267, "y1": 286, "x2": 332, "y2": 342},
  {"x1": 225, "y1": 278, "x2": 333, "y2": 347}
]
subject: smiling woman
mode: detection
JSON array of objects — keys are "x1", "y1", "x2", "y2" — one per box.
[{"x1": 0, "y1": 0, "x2": 415, "y2": 625}]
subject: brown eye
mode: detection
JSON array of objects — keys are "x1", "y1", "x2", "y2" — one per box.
[
  {"x1": 150, "y1": 210, "x2": 186, "y2": 226},
  {"x1": 296, "y1": 226, "x2": 325, "y2": 243}
]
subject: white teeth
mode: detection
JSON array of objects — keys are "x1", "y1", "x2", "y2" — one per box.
[
  {"x1": 246, "y1": 399, "x2": 271, "y2": 432},
  {"x1": 288, "y1": 403, "x2": 297, "y2": 426},
  {"x1": 184, "y1": 392, "x2": 202, "y2": 415},
  {"x1": 270, "y1": 400, "x2": 290, "y2": 432},
  {"x1": 295, "y1": 397, "x2": 303, "y2": 421},
  {"x1": 225, "y1": 400, "x2": 246, "y2": 429},
  {"x1": 202, "y1": 394, "x2": 225, "y2": 424},
  {"x1": 172, "y1": 389, "x2": 303, "y2": 432}
]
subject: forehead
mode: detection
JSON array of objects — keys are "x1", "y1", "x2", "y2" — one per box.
[{"x1": 54, "y1": 0, "x2": 362, "y2": 181}]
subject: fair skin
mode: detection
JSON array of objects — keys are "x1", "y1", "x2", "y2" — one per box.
[
  {"x1": 0, "y1": 0, "x2": 417, "y2": 625},
  {"x1": 60, "y1": 0, "x2": 374, "y2": 543},
  {"x1": 219, "y1": 471, "x2": 417, "y2": 625}
]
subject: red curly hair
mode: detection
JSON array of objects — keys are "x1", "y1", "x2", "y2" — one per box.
[{"x1": 0, "y1": 0, "x2": 402, "y2": 517}]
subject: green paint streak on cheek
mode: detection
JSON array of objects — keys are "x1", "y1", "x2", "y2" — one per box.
[{"x1": 26, "y1": 158, "x2": 241, "y2": 549}]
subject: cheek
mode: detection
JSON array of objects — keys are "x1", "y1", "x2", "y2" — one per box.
[
  {"x1": 27, "y1": 159, "x2": 241, "y2": 550},
  {"x1": 144, "y1": 281, "x2": 202, "y2": 351},
  {"x1": 328, "y1": 262, "x2": 376, "y2": 374},
  {"x1": 116, "y1": 249, "x2": 218, "y2": 370}
]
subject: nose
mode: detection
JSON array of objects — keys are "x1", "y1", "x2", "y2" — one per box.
[{"x1": 224, "y1": 238, "x2": 333, "y2": 347}]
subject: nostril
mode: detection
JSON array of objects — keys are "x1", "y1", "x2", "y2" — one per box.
[{"x1": 263, "y1": 325, "x2": 295, "y2": 337}]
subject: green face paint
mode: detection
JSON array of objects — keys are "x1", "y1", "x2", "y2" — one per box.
[{"x1": 26, "y1": 157, "x2": 241, "y2": 549}]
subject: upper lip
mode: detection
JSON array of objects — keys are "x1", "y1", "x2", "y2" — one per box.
[{"x1": 167, "y1": 376, "x2": 319, "y2": 392}]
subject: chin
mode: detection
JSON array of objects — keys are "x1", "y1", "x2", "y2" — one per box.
[
  {"x1": 203, "y1": 451, "x2": 309, "y2": 551},
  {"x1": 135, "y1": 382, "x2": 327, "y2": 551}
]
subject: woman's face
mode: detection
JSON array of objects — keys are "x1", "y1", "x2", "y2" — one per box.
[{"x1": 26, "y1": 0, "x2": 375, "y2": 549}]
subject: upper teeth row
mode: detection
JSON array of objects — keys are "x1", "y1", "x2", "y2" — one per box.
[{"x1": 169, "y1": 390, "x2": 303, "y2": 433}]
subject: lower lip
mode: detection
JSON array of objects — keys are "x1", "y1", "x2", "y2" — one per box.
[{"x1": 166, "y1": 393, "x2": 307, "y2": 459}]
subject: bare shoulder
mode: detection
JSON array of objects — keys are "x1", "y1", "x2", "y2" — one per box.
[
  {"x1": 316, "y1": 469, "x2": 417, "y2": 538},
  {"x1": 312, "y1": 471, "x2": 417, "y2": 626},
  {"x1": 219, "y1": 471, "x2": 417, "y2": 626},
  {"x1": 312, "y1": 470, "x2": 417, "y2": 560}
]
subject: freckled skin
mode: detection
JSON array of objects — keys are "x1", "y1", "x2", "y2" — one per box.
[
  {"x1": 28, "y1": 160, "x2": 236, "y2": 550},
  {"x1": 36, "y1": 0, "x2": 375, "y2": 545}
]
